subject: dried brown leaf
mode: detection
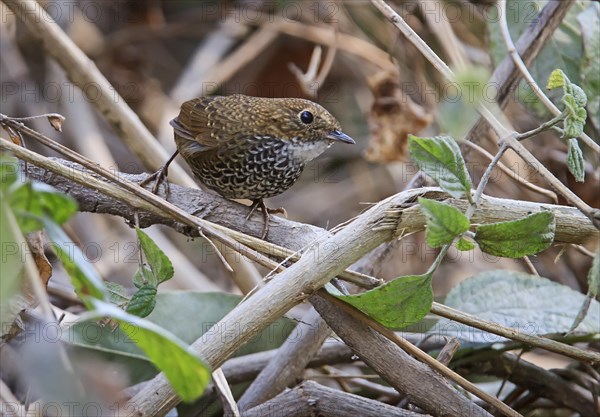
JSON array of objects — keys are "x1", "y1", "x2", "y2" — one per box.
[{"x1": 365, "y1": 71, "x2": 432, "y2": 163}]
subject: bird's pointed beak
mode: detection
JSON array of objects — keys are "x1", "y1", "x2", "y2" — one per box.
[{"x1": 327, "y1": 130, "x2": 355, "y2": 144}]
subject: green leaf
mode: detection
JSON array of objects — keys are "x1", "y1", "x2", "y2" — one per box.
[
  {"x1": 44, "y1": 221, "x2": 107, "y2": 306},
  {"x1": 8, "y1": 182, "x2": 78, "y2": 233},
  {"x1": 566, "y1": 138, "x2": 585, "y2": 182},
  {"x1": 83, "y1": 300, "x2": 211, "y2": 403},
  {"x1": 418, "y1": 198, "x2": 470, "y2": 248},
  {"x1": 455, "y1": 237, "x2": 476, "y2": 252},
  {"x1": 438, "y1": 67, "x2": 490, "y2": 137},
  {"x1": 105, "y1": 281, "x2": 130, "y2": 306},
  {"x1": 432, "y1": 270, "x2": 600, "y2": 343},
  {"x1": 453, "y1": 66, "x2": 490, "y2": 105},
  {"x1": 337, "y1": 274, "x2": 433, "y2": 329},
  {"x1": 66, "y1": 292, "x2": 296, "y2": 384},
  {"x1": 408, "y1": 135, "x2": 472, "y2": 199},
  {"x1": 546, "y1": 68, "x2": 566, "y2": 90},
  {"x1": 133, "y1": 266, "x2": 153, "y2": 289},
  {"x1": 551, "y1": 69, "x2": 587, "y2": 108},
  {"x1": 0, "y1": 154, "x2": 20, "y2": 190},
  {"x1": 547, "y1": 69, "x2": 588, "y2": 139},
  {"x1": 474, "y1": 212, "x2": 555, "y2": 258},
  {"x1": 126, "y1": 284, "x2": 158, "y2": 318},
  {"x1": 135, "y1": 228, "x2": 173, "y2": 287},
  {"x1": 562, "y1": 96, "x2": 587, "y2": 139},
  {"x1": 570, "y1": 84, "x2": 588, "y2": 108}
]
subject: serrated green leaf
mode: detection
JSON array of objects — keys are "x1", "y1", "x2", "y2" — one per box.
[
  {"x1": 455, "y1": 237, "x2": 476, "y2": 252},
  {"x1": 408, "y1": 135, "x2": 472, "y2": 199},
  {"x1": 550, "y1": 70, "x2": 588, "y2": 139},
  {"x1": 566, "y1": 138, "x2": 585, "y2": 182},
  {"x1": 8, "y1": 182, "x2": 78, "y2": 233},
  {"x1": 135, "y1": 228, "x2": 173, "y2": 287},
  {"x1": 105, "y1": 281, "x2": 130, "y2": 306},
  {"x1": 546, "y1": 69, "x2": 566, "y2": 90},
  {"x1": 337, "y1": 274, "x2": 433, "y2": 329},
  {"x1": 431, "y1": 270, "x2": 600, "y2": 342},
  {"x1": 133, "y1": 266, "x2": 153, "y2": 289},
  {"x1": 126, "y1": 284, "x2": 158, "y2": 318},
  {"x1": 474, "y1": 212, "x2": 555, "y2": 258},
  {"x1": 45, "y1": 221, "x2": 107, "y2": 306},
  {"x1": 418, "y1": 198, "x2": 470, "y2": 248},
  {"x1": 82, "y1": 300, "x2": 211, "y2": 402},
  {"x1": 563, "y1": 107, "x2": 587, "y2": 139},
  {"x1": 570, "y1": 84, "x2": 587, "y2": 108}
]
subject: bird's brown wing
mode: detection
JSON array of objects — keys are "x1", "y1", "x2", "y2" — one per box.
[{"x1": 170, "y1": 97, "x2": 220, "y2": 150}]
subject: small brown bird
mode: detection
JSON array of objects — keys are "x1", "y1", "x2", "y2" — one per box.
[{"x1": 148, "y1": 94, "x2": 355, "y2": 238}]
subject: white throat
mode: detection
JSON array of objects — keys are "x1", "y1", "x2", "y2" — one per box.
[{"x1": 289, "y1": 140, "x2": 333, "y2": 163}]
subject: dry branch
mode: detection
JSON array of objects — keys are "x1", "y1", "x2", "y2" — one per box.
[
  {"x1": 25, "y1": 159, "x2": 598, "y2": 246},
  {"x1": 242, "y1": 380, "x2": 424, "y2": 417},
  {"x1": 237, "y1": 308, "x2": 331, "y2": 409}
]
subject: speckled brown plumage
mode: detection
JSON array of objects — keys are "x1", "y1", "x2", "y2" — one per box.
[
  {"x1": 170, "y1": 95, "x2": 354, "y2": 200},
  {"x1": 146, "y1": 94, "x2": 355, "y2": 238}
]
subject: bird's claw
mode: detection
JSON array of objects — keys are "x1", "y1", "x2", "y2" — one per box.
[
  {"x1": 246, "y1": 200, "x2": 287, "y2": 240},
  {"x1": 139, "y1": 151, "x2": 179, "y2": 196},
  {"x1": 140, "y1": 167, "x2": 170, "y2": 195}
]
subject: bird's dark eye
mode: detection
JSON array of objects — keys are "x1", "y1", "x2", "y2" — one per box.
[{"x1": 299, "y1": 110, "x2": 314, "y2": 124}]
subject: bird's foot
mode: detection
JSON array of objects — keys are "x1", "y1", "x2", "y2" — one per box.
[
  {"x1": 246, "y1": 200, "x2": 287, "y2": 239},
  {"x1": 139, "y1": 151, "x2": 179, "y2": 195},
  {"x1": 139, "y1": 167, "x2": 169, "y2": 195}
]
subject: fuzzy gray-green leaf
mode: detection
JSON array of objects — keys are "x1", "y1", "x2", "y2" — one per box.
[{"x1": 474, "y1": 212, "x2": 555, "y2": 258}]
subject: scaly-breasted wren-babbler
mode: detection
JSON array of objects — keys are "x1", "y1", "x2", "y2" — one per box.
[{"x1": 152, "y1": 94, "x2": 355, "y2": 239}]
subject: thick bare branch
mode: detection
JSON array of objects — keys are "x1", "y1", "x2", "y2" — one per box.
[{"x1": 25, "y1": 159, "x2": 598, "y2": 247}]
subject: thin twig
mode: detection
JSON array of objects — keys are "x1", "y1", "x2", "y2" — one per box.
[
  {"x1": 515, "y1": 112, "x2": 566, "y2": 141},
  {"x1": 430, "y1": 302, "x2": 600, "y2": 364},
  {"x1": 497, "y1": 0, "x2": 600, "y2": 154},
  {"x1": 505, "y1": 136, "x2": 600, "y2": 228},
  {"x1": 462, "y1": 140, "x2": 558, "y2": 203},
  {"x1": 522, "y1": 256, "x2": 539, "y2": 276}
]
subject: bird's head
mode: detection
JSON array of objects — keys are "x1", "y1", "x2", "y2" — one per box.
[{"x1": 262, "y1": 97, "x2": 355, "y2": 146}]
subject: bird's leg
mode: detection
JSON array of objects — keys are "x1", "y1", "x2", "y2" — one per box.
[
  {"x1": 246, "y1": 199, "x2": 288, "y2": 239},
  {"x1": 246, "y1": 199, "x2": 269, "y2": 239},
  {"x1": 139, "y1": 150, "x2": 179, "y2": 195}
]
